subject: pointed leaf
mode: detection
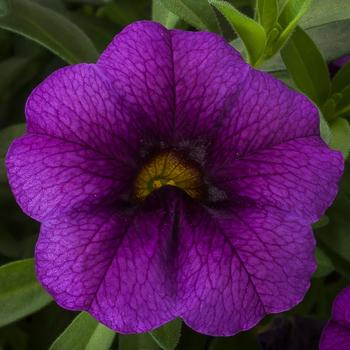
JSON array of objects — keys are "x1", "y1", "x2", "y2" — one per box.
[
  {"x1": 0, "y1": 259, "x2": 52, "y2": 327},
  {"x1": 262, "y1": 20, "x2": 350, "y2": 73},
  {"x1": 281, "y1": 26, "x2": 330, "y2": 105},
  {"x1": 330, "y1": 117, "x2": 350, "y2": 159},
  {"x1": 150, "y1": 319, "x2": 182, "y2": 350},
  {"x1": 277, "y1": 0, "x2": 313, "y2": 48},
  {"x1": 159, "y1": 0, "x2": 220, "y2": 32},
  {"x1": 49, "y1": 312, "x2": 115, "y2": 350},
  {"x1": 319, "y1": 110, "x2": 332, "y2": 144},
  {"x1": 0, "y1": 0, "x2": 98, "y2": 64},
  {"x1": 257, "y1": 0, "x2": 278, "y2": 33},
  {"x1": 209, "y1": 0, "x2": 266, "y2": 65}
]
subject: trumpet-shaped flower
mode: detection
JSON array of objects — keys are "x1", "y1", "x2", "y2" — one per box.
[{"x1": 6, "y1": 21, "x2": 343, "y2": 336}]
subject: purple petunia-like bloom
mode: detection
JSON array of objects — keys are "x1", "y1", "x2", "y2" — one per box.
[
  {"x1": 320, "y1": 286, "x2": 350, "y2": 350},
  {"x1": 5, "y1": 21, "x2": 344, "y2": 336}
]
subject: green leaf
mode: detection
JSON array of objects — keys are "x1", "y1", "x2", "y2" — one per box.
[
  {"x1": 276, "y1": 0, "x2": 313, "y2": 50},
  {"x1": 329, "y1": 117, "x2": 350, "y2": 159},
  {"x1": 0, "y1": 0, "x2": 98, "y2": 64},
  {"x1": 0, "y1": 0, "x2": 9, "y2": 15},
  {"x1": 159, "y1": 0, "x2": 220, "y2": 32},
  {"x1": 312, "y1": 215, "x2": 330, "y2": 230},
  {"x1": 314, "y1": 247, "x2": 334, "y2": 278},
  {"x1": 300, "y1": 0, "x2": 350, "y2": 29},
  {"x1": 209, "y1": 0, "x2": 266, "y2": 65},
  {"x1": 281, "y1": 26, "x2": 330, "y2": 105},
  {"x1": 150, "y1": 319, "x2": 182, "y2": 350},
  {"x1": 334, "y1": 85, "x2": 350, "y2": 118},
  {"x1": 257, "y1": 0, "x2": 278, "y2": 33},
  {"x1": 152, "y1": 0, "x2": 179, "y2": 28},
  {"x1": 119, "y1": 334, "x2": 160, "y2": 350},
  {"x1": 262, "y1": 19, "x2": 350, "y2": 73},
  {"x1": 0, "y1": 124, "x2": 25, "y2": 182},
  {"x1": 49, "y1": 312, "x2": 115, "y2": 350},
  {"x1": 0, "y1": 259, "x2": 52, "y2": 327},
  {"x1": 321, "y1": 98, "x2": 337, "y2": 121},
  {"x1": 278, "y1": 0, "x2": 312, "y2": 28},
  {"x1": 332, "y1": 61, "x2": 350, "y2": 94},
  {"x1": 209, "y1": 331, "x2": 260, "y2": 349},
  {"x1": 319, "y1": 110, "x2": 332, "y2": 144}
]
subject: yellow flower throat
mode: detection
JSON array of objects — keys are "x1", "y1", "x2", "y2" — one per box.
[{"x1": 134, "y1": 151, "x2": 203, "y2": 200}]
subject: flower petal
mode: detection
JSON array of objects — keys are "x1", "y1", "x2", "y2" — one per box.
[
  {"x1": 35, "y1": 200, "x2": 179, "y2": 333},
  {"x1": 211, "y1": 137, "x2": 343, "y2": 222},
  {"x1": 97, "y1": 21, "x2": 176, "y2": 142},
  {"x1": 25, "y1": 63, "x2": 140, "y2": 162},
  {"x1": 170, "y1": 29, "x2": 249, "y2": 141},
  {"x1": 176, "y1": 202, "x2": 316, "y2": 336},
  {"x1": 6, "y1": 135, "x2": 129, "y2": 221},
  {"x1": 207, "y1": 69, "x2": 321, "y2": 165},
  {"x1": 320, "y1": 286, "x2": 350, "y2": 350},
  {"x1": 35, "y1": 186, "x2": 316, "y2": 336},
  {"x1": 98, "y1": 21, "x2": 249, "y2": 143}
]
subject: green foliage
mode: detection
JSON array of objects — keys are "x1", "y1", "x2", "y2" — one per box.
[
  {"x1": 329, "y1": 118, "x2": 350, "y2": 159},
  {"x1": 256, "y1": 0, "x2": 278, "y2": 33},
  {"x1": 277, "y1": 0, "x2": 313, "y2": 39},
  {"x1": 300, "y1": 0, "x2": 350, "y2": 29},
  {"x1": 314, "y1": 247, "x2": 334, "y2": 278},
  {"x1": 210, "y1": 0, "x2": 266, "y2": 65},
  {"x1": 0, "y1": 259, "x2": 52, "y2": 327},
  {"x1": 150, "y1": 319, "x2": 182, "y2": 350},
  {"x1": 159, "y1": 0, "x2": 221, "y2": 32},
  {"x1": 119, "y1": 333, "x2": 161, "y2": 350},
  {"x1": 152, "y1": 0, "x2": 180, "y2": 28},
  {"x1": 281, "y1": 26, "x2": 330, "y2": 105},
  {"x1": 49, "y1": 312, "x2": 115, "y2": 350},
  {"x1": 0, "y1": 0, "x2": 99, "y2": 63},
  {"x1": 332, "y1": 61, "x2": 350, "y2": 94}
]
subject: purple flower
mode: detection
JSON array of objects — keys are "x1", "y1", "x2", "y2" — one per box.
[
  {"x1": 320, "y1": 286, "x2": 350, "y2": 350},
  {"x1": 5, "y1": 21, "x2": 344, "y2": 336}
]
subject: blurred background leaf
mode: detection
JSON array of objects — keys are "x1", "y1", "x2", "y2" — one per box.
[
  {"x1": 0, "y1": 0, "x2": 99, "y2": 63},
  {"x1": 159, "y1": 0, "x2": 221, "y2": 32},
  {"x1": 150, "y1": 319, "x2": 182, "y2": 350},
  {"x1": 0, "y1": 259, "x2": 52, "y2": 328},
  {"x1": 49, "y1": 312, "x2": 115, "y2": 350}
]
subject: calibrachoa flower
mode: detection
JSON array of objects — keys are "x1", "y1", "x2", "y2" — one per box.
[
  {"x1": 5, "y1": 21, "x2": 344, "y2": 336},
  {"x1": 320, "y1": 286, "x2": 350, "y2": 350}
]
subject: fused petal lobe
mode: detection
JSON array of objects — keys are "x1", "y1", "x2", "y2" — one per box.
[
  {"x1": 6, "y1": 135, "x2": 127, "y2": 221},
  {"x1": 35, "y1": 199, "x2": 180, "y2": 333},
  {"x1": 212, "y1": 137, "x2": 343, "y2": 222},
  {"x1": 176, "y1": 201, "x2": 316, "y2": 335}
]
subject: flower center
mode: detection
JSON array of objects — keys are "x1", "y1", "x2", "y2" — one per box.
[{"x1": 134, "y1": 151, "x2": 203, "y2": 201}]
